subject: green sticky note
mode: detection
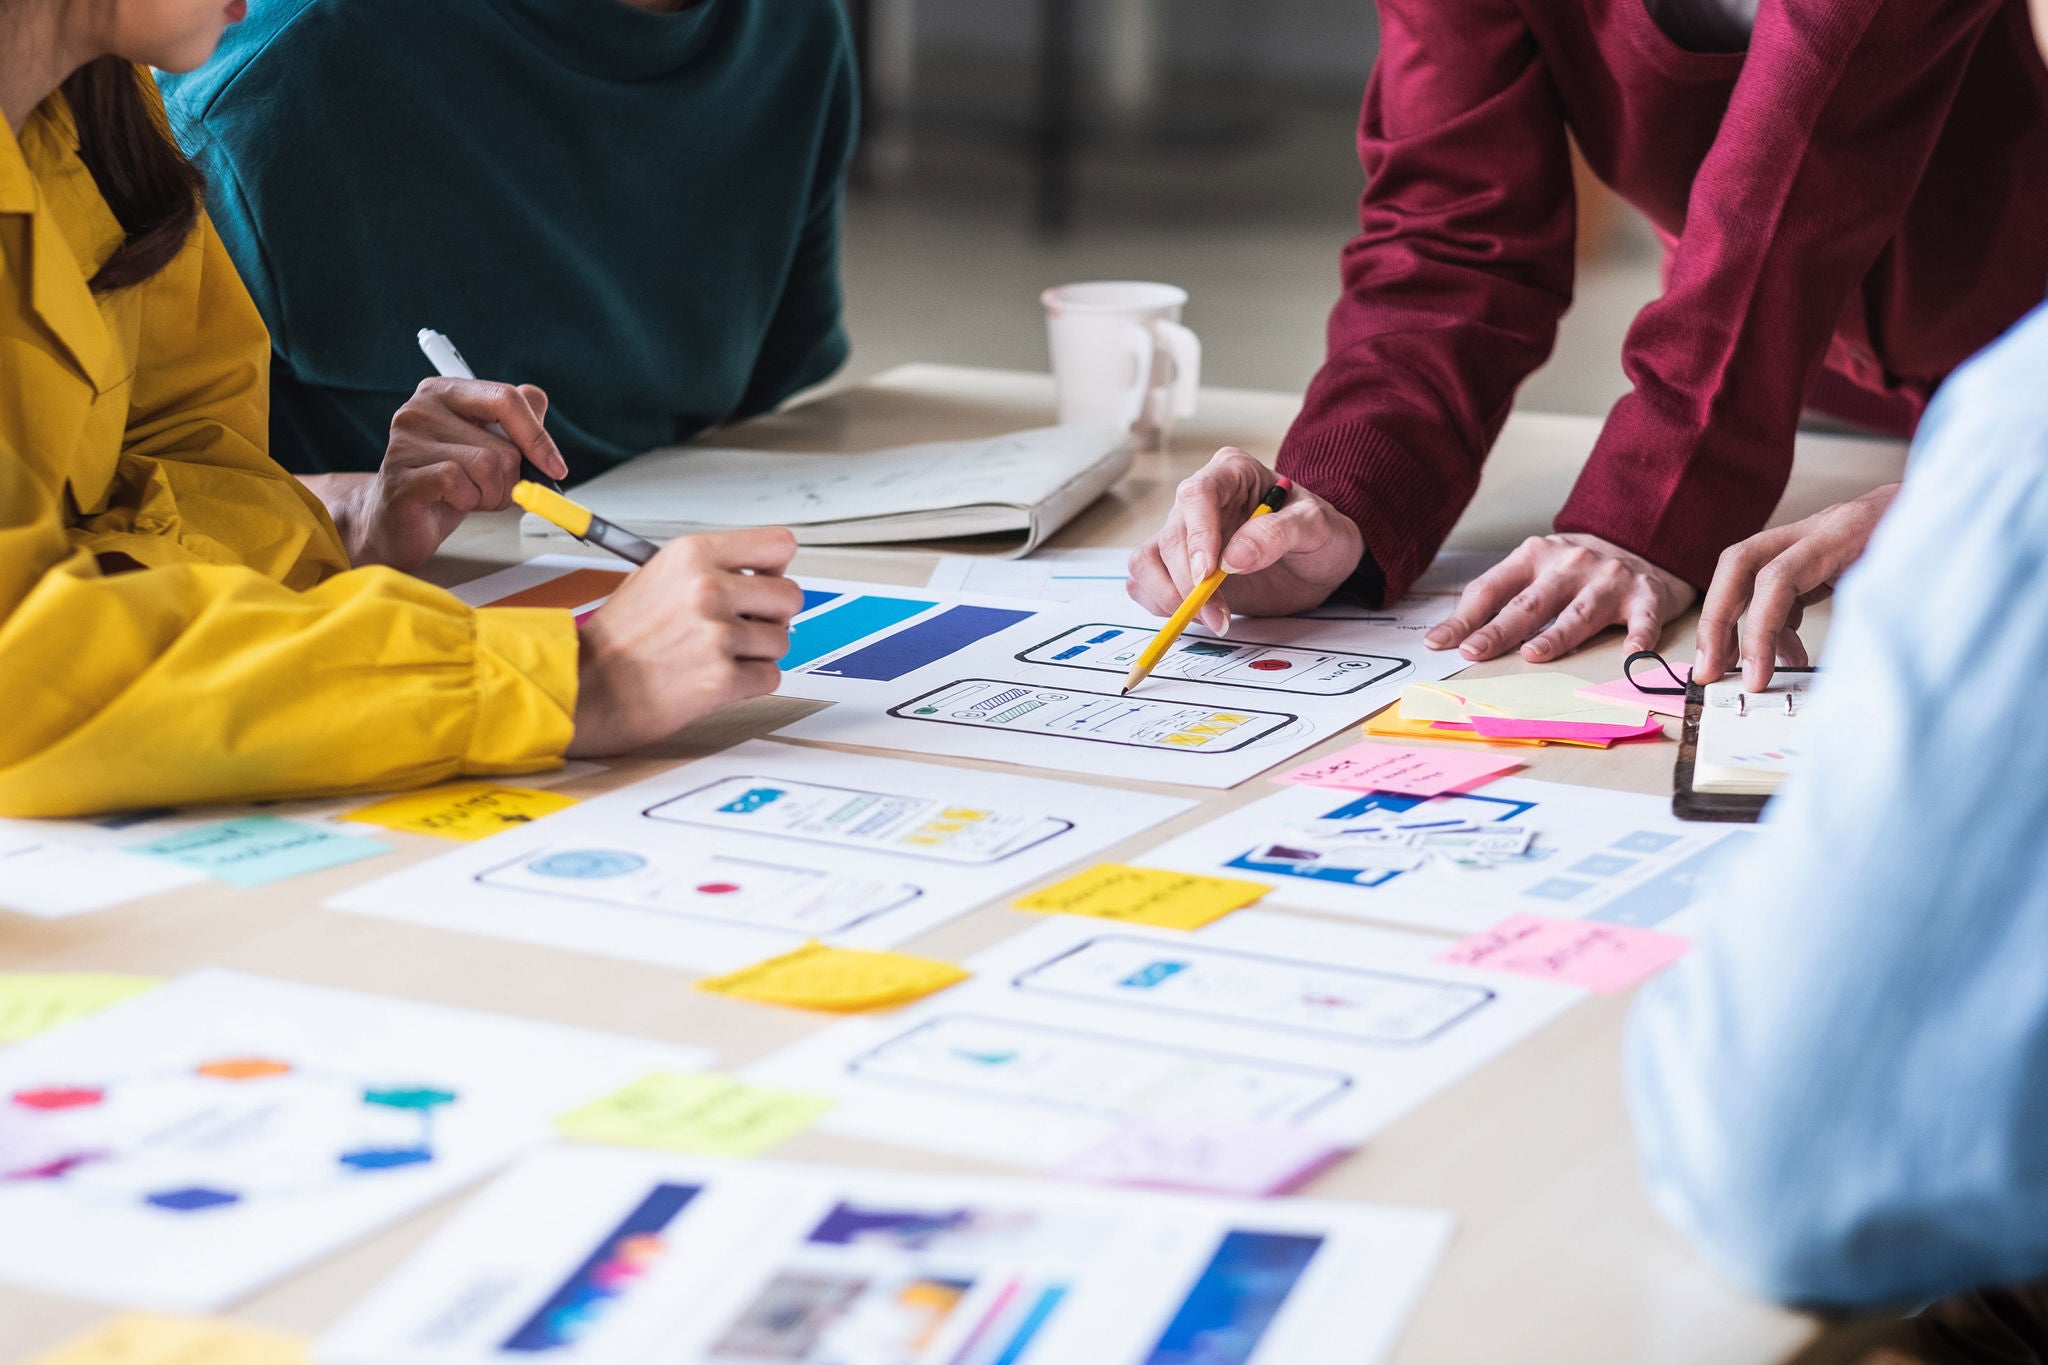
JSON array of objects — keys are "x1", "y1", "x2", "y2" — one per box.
[
  {"x1": 0, "y1": 973, "x2": 159, "y2": 1044},
  {"x1": 132, "y1": 815, "x2": 391, "y2": 887},
  {"x1": 556, "y1": 1072, "x2": 834, "y2": 1157}
]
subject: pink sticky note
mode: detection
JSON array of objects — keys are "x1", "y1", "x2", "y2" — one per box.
[
  {"x1": 1437, "y1": 914, "x2": 1690, "y2": 993},
  {"x1": 1467, "y1": 715, "x2": 1668, "y2": 744},
  {"x1": 1058, "y1": 1117, "x2": 1350, "y2": 1197},
  {"x1": 1577, "y1": 670, "x2": 1692, "y2": 719},
  {"x1": 1274, "y1": 741, "x2": 1520, "y2": 796}
]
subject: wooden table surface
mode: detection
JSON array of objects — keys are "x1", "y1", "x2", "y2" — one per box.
[{"x1": 0, "y1": 365, "x2": 1910, "y2": 1365}]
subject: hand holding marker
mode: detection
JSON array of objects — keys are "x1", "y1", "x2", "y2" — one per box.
[
  {"x1": 1121, "y1": 478, "x2": 1291, "y2": 694},
  {"x1": 417, "y1": 328, "x2": 564, "y2": 494}
]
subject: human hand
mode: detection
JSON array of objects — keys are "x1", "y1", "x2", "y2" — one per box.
[
  {"x1": 1694, "y1": 483, "x2": 1898, "y2": 691},
  {"x1": 1127, "y1": 448, "x2": 1364, "y2": 632},
  {"x1": 343, "y1": 378, "x2": 569, "y2": 570},
  {"x1": 1426, "y1": 533, "x2": 1695, "y2": 663},
  {"x1": 567, "y1": 527, "x2": 802, "y2": 756}
]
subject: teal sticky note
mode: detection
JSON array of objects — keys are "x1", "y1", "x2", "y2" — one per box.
[{"x1": 132, "y1": 815, "x2": 391, "y2": 887}]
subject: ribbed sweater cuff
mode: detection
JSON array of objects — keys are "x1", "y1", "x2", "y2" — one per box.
[{"x1": 1277, "y1": 419, "x2": 1447, "y2": 606}]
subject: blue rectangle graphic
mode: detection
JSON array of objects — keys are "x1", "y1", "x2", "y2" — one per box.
[
  {"x1": 502, "y1": 1182, "x2": 700, "y2": 1351},
  {"x1": 1142, "y1": 1230, "x2": 1324, "y2": 1365},
  {"x1": 810, "y1": 605, "x2": 1035, "y2": 681},
  {"x1": 780, "y1": 595, "x2": 936, "y2": 671},
  {"x1": 799, "y1": 589, "x2": 842, "y2": 615}
]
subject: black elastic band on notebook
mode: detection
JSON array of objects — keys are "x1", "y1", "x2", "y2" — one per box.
[{"x1": 1623, "y1": 649, "x2": 1691, "y2": 695}]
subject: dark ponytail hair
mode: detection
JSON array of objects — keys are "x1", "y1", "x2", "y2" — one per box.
[{"x1": 59, "y1": 57, "x2": 203, "y2": 292}]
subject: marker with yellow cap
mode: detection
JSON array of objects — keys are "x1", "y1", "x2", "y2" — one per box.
[{"x1": 512, "y1": 481, "x2": 660, "y2": 566}]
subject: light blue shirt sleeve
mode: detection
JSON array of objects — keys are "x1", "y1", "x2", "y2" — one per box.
[{"x1": 1627, "y1": 300, "x2": 2048, "y2": 1309}]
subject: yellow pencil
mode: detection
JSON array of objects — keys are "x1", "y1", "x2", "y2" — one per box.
[
  {"x1": 512, "y1": 480, "x2": 660, "y2": 566},
  {"x1": 1121, "y1": 479, "x2": 1291, "y2": 695}
]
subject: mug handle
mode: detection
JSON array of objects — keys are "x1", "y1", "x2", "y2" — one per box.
[
  {"x1": 1153, "y1": 321, "x2": 1202, "y2": 419},
  {"x1": 1116, "y1": 321, "x2": 1157, "y2": 428}
]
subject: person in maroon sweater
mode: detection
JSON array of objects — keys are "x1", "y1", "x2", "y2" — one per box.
[{"x1": 1129, "y1": 0, "x2": 2048, "y2": 684}]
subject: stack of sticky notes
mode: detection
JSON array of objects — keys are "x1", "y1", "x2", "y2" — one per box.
[{"x1": 1370, "y1": 673, "x2": 1667, "y2": 748}]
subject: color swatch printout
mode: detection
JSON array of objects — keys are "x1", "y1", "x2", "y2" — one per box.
[
  {"x1": 0, "y1": 971, "x2": 706, "y2": 1311},
  {"x1": 744, "y1": 911, "x2": 1582, "y2": 1168},
  {"x1": 1135, "y1": 777, "x2": 1753, "y2": 935},
  {"x1": 319, "y1": 1147, "x2": 1453, "y2": 1365},
  {"x1": 330, "y1": 742, "x2": 1192, "y2": 974}
]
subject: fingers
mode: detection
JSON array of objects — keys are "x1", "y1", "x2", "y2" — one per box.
[
  {"x1": 1519, "y1": 562, "x2": 1632, "y2": 663},
  {"x1": 1774, "y1": 626, "x2": 1810, "y2": 670},
  {"x1": 1738, "y1": 539, "x2": 1833, "y2": 692},
  {"x1": 1126, "y1": 543, "x2": 1183, "y2": 618},
  {"x1": 728, "y1": 570, "x2": 805, "y2": 625},
  {"x1": 1428, "y1": 539, "x2": 1541, "y2": 653},
  {"x1": 686, "y1": 525, "x2": 800, "y2": 574},
  {"x1": 1621, "y1": 584, "x2": 1667, "y2": 657},
  {"x1": 414, "y1": 377, "x2": 568, "y2": 481},
  {"x1": 725, "y1": 659, "x2": 783, "y2": 700},
  {"x1": 1460, "y1": 568, "x2": 1584, "y2": 661},
  {"x1": 1696, "y1": 534, "x2": 1778, "y2": 683},
  {"x1": 725, "y1": 618, "x2": 793, "y2": 662}
]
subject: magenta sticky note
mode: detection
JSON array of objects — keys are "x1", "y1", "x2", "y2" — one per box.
[
  {"x1": 1274, "y1": 741, "x2": 1520, "y2": 796},
  {"x1": 1467, "y1": 715, "x2": 1668, "y2": 744},
  {"x1": 1576, "y1": 670, "x2": 1692, "y2": 719},
  {"x1": 1058, "y1": 1117, "x2": 1351, "y2": 1197},
  {"x1": 1437, "y1": 914, "x2": 1690, "y2": 993}
]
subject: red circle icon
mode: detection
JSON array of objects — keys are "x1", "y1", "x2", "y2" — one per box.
[
  {"x1": 1249, "y1": 659, "x2": 1293, "y2": 671},
  {"x1": 696, "y1": 882, "x2": 741, "y2": 895}
]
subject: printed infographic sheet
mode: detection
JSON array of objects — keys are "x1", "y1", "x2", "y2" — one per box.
[
  {"x1": 0, "y1": 971, "x2": 704, "y2": 1311},
  {"x1": 329, "y1": 741, "x2": 1193, "y2": 973},
  {"x1": 743, "y1": 911, "x2": 1582, "y2": 1167},
  {"x1": 1137, "y1": 777, "x2": 1754, "y2": 934},
  {"x1": 318, "y1": 1146, "x2": 1453, "y2": 1365}
]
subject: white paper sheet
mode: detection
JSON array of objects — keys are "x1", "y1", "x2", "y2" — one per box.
[
  {"x1": 1137, "y1": 777, "x2": 1753, "y2": 934},
  {"x1": 742, "y1": 910, "x2": 1582, "y2": 1167},
  {"x1": 328, "y1": 741, "x2": 1193, "y2": 974},
  {"x1": 0, "y1": 970, "x2": 706, "y2": 1311},
  {"x1": 774, "y1": 599, "x2": 1471, "y2": 789},
  {"x1": 0, "y1": 828, "x2": 206, "y2": 918},
  {"x1": 317, "y1": 1145, "x2": 1453, "y2": 1365},
  {"x1": 927, "y1": 547, "x2": 1136, "y2": 604}
]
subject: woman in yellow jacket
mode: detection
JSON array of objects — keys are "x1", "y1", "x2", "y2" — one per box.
[{"x1": 0, "y1": 0, "x2": 802, "y2": 819}]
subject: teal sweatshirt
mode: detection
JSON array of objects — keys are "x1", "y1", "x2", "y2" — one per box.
[{"x1": 163, "y1": 0, "x2": 855, "y2": 480}]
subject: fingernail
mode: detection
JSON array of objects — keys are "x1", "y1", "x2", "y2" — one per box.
[
  {"x1": 1461, "y1": 642, "x2": 1485, "y2": 660},
  {"x1": 1524, "y1": 641, "x2": 1549, "y2": 661}
]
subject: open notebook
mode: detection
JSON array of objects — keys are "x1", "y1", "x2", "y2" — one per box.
[
  {"x1": 1674, "y1": 669, "x2": 1817, "y2": 820},
  {"x1": 522, "y1": 426, "x2": 1137, "y2": 558}
]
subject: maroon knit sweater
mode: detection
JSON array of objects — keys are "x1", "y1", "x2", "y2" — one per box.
[{"x1": 1278, "y1": 0, "x2": 2048, "y2": 600}]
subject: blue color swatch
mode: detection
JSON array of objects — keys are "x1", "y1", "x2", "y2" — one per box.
[
  {"x1": 131, "y1": 815, "x2": 392, "y2": 887},
  {"x1": 502, "y1": 1183, "x2": 702, "y2": 1352},
  {"x1": 810, "y1": 605, "x2": 1034, "y2": 681},
  {"x1": 799, "y1": 589, "x2": 841, "y2": 615},
  {"x1": 780, "y1": 595, "x2": 935, "y2": 671},
  {"x1": 1142, "y1": 1230, "x2": 1324, "y2": 1365}
]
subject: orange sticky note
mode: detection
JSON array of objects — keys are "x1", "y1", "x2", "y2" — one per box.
[
  {"x1": 1363, "y1": 709, "x2": 1551, "y2": 747},
  {"x1": 697, "y1": 942, "x2": 968, "y2": 1012}
]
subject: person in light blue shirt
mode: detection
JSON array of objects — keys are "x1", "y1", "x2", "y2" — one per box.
[{"x1": 1626, "y1": 293, "x2": 2048, "y2": 1313}]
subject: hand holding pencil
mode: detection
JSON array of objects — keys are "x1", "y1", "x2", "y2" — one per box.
[{"x1": 1122, "y1": 478, "x2": 1291, "y2": 694}]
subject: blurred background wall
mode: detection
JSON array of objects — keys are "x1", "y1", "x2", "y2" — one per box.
[{"x1": 835, "y1": 0, "x2": 1664, "y2": 432}]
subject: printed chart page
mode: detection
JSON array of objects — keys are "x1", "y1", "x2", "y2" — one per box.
[
  {"x1": 329, "y1": 741, "x2": 1194, "y2": 974},
  {"x1": 743, "y1": 911, "x2": 1582, "y2": 1168},
  {"x1": 1137, "y1": 777, "x2": 1753, "y2": 934},
  {"x1": 317, "y1": 1146, "x2": 1453, "y2": 1365},
  {"x1": 0, "y1": 971, "x2": 706, "y2": 1312}
]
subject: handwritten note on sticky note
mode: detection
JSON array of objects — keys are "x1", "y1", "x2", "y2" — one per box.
[
  {"x1": 341, "y1": 783, "x2": 577, "y2": 841},
  {"x1": 698, "y1": 942, "x2": 968, "y2": 1012},
  {"x1": 1438, "y1": 914, "x2": 1690, "y2": 993},
  {"x1": 557, "y1": 1071, "x2": 833, "y2": 1157},
  {"x1": 0, "y1": 973, "x2": 158, "y2": 1045},
  {"x1": 131, "y1": 816, "x2": 390, "y2": 887},
  {"x1": 25, "y1": 1313, "x2": 307, "y2": 1365},
  {"x1": 1014, "y1": 864, "x2": 1268, "y2": 930},
  {"x1": 1059, "y1": 1117, "x2": 1350, "y2": 1197},
  {"x1": 1276, "y1": 742, "x2": 1519, "y2": 797}
]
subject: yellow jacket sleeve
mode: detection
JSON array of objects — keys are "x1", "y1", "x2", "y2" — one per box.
[{"x1": 0, "y1": 121, "x2": 576, "y2": 818}]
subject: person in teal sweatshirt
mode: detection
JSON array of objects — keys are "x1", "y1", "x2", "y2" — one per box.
[{"x1": 162, "y1": 0, "x2": 855, "y2": 484}]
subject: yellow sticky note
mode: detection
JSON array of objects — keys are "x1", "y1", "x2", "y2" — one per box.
[
  {"x1": 698, "y1": 942, "x2": 969, "y2": 1012},
  {"x1": 1015, "y1": 863, "x2": 1269, "y2": 930},
  {"x1": 1435, "y1": 674, "x2": 1648, "y2": 727},
  {"x1": 1396, "y1": 683, "x2": 1474, "y2": 723},
  {"x1": 341, "y1": 783, "x2": 577, "y2": 841},
  {"x1": 0, "y1": 974, "x2": 159, "y2": 1045},
  {"x1": 556, "y1": 1071, "x2": 834, "y2": 1157},
  {"x1": 25, "y1": 1313, "x2": 307, "y2": 1365}
]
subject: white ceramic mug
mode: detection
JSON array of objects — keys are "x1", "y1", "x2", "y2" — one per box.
[{"x1": 1042, "y1": 281, "x2": 1201, "y2": 449}]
